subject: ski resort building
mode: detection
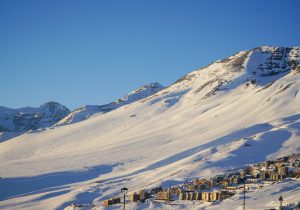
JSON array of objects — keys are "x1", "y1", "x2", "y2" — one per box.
[{"x1": 156, "y1": 191, "x2": 171, "y2": 201}]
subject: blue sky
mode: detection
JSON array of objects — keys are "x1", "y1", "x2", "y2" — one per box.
[{"x1": 1, "y1": 0, "x2": 300, "y2": 110}]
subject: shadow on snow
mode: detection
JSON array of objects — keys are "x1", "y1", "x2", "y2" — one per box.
[{"x1": 0, "y1": 164, "x2": 118, "y2": 202}]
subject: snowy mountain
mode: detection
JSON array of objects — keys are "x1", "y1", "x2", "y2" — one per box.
[
  {"x1": 0, "y1": 46, "x2": 300, "y2": 210},
  {"x1": 56, "y1": 83, "x2": 164, "y2": 126},
  {"x1": 0, "y1": 102, "x2": 70, "y2": 142},
  {"x1": 0, "y1": 83, "x2": 164, "y2": 142},
  {"x1": 0, "y1": 102, "x2": 70, "y2": 132}
]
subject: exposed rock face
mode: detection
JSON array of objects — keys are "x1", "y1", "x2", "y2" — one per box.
[
  {"x1": 171, "y1": 46, "x2": 300, "y2": 103},
  {"x1": 248, "y1": 46, "x2": 300, "y2": 76}
]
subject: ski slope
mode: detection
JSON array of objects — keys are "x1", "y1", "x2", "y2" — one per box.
[{"x1": 0, "y1": 46, "x2": 300, "y2": 210}]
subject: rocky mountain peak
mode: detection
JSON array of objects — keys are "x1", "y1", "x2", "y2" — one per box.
[
  {"x1": 247, "y1": 46, "x2": 300, "y2": 77},
  {"x1": 0, "y1": 102, "x2": 70, "y2": 133},
  {"x1": 166, "y1": 46, "x2": 300, "y2": 104}
]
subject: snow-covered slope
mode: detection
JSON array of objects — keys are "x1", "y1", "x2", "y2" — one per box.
[
  {"x1": 0, "y1": 102, "x2": 70, "y2": 142},
  {"x1": 0, "y1": 83, "x2": 164, "y2": 142},
  {"x1": 0, "y1": 46, "x2": 300, "y2": 210},
  {"x1": 55, "y1": 83, "x2": 164, "y2": 126}
]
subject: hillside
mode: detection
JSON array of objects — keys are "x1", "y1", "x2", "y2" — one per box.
[
  {"x1": 0, "y1": 46, "x2": 299, "y2": 210},
  {"x1": 55, "y1": 83, "x2": 164, "y2": 126},
  {"x1": 0, "y1": 83, "x2": 164, "y2": 142}
]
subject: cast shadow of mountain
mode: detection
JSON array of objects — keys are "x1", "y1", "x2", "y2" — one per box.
[
  {"x1": 199, "y1": 113, "x2": 300, "y2": 170},
  {"x1": 0, "y1": 132, "x2": 24, "y2": 143},
  {"x1": 101, "y1": 121, "x2": 277, "y2": 185},
  {"x1": 131, "y1": 113, "x2": 299, "y2": 177},
  {"x1": 143, "y1": 122, "x2": 274, "y2": 172},
  {"x1": 0, "y1": 164, "x2": 118, "y2": 202},
  {"x1": 209, "y1": 129, "x2": 292, "y2": 169}
]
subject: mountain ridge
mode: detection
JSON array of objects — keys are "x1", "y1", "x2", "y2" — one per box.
[
  {"x1": 55, "y1": 82, "x2": 164, "y2": 126},
  {"x1": 0, "y1": 83, "x2": 164, "y2": 142}
]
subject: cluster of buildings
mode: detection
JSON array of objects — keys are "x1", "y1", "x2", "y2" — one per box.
[
  {"x1": 250, "y1": 153, "x2": 300, "y2": 181},
  {"x1": 102, "y1": 153, "x2": 300, "y2": 207}
]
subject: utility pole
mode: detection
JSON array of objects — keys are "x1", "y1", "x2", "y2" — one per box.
[
  {"x1": 243, "y1": 177, "x2": 246, "y2": 210},
  {"x1": 279, "y1": 196, "x2": 283, "y2": 210}
]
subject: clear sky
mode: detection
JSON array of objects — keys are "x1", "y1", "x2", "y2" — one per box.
[{"x1": 1, "y1": 0, "x2": 300, "y2": 110}]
